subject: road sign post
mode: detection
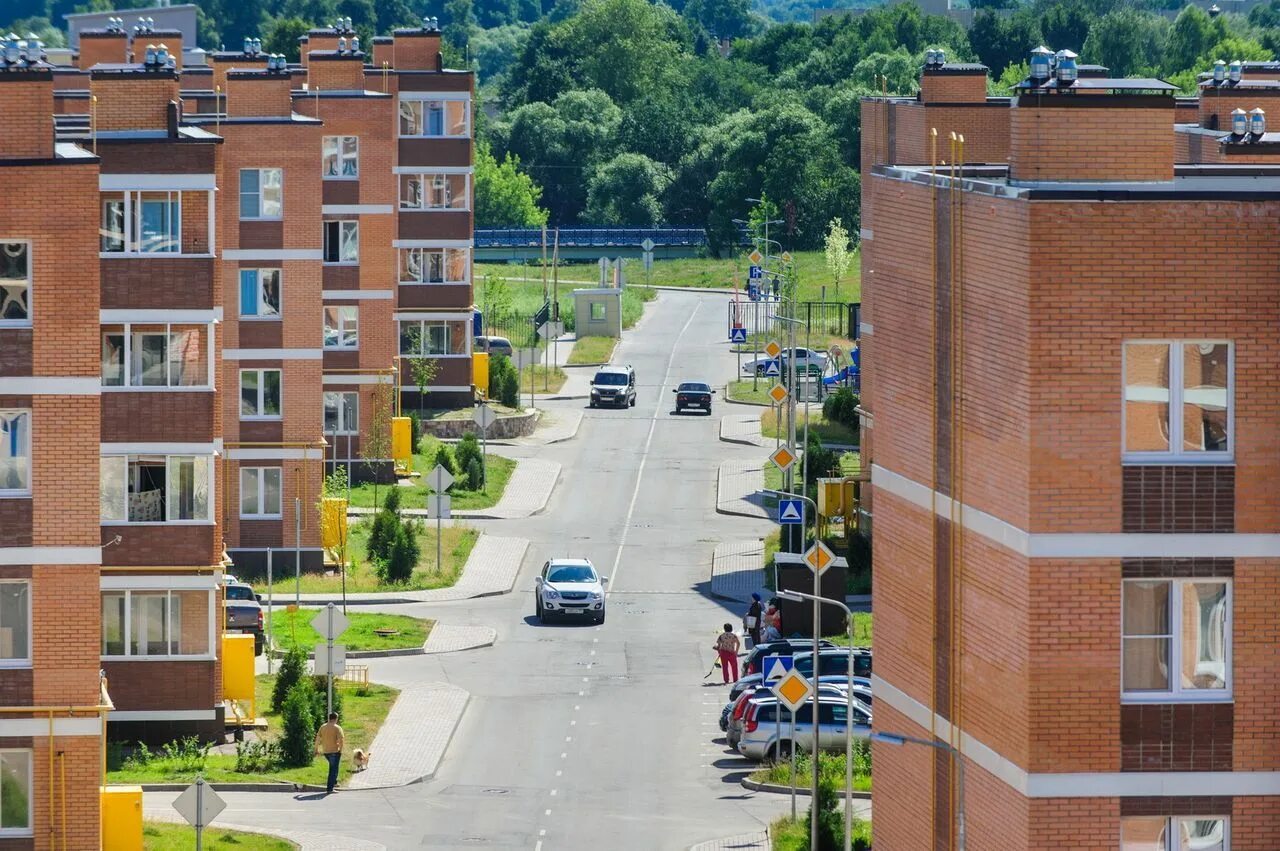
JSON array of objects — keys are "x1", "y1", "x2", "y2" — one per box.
[
  {"x1": 311, "y1": 603, "x2": 349, "y2": 717},
  {"x1": 775, "y1": 668, "x2": 813, "y2": 821},
  {"x1": 473, "y1": 404, "x2": 496, "y2": 492},
  {"x1": 427, "y1": 463, "x2": 455, "y2": 575},
  {"x1": 174, "y1": 776, "x2": 226, "y2": 851}
]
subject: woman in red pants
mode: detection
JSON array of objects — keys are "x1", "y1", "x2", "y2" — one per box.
[{"x1": 714, "y1": 623, "x2": 741, "y2": 684}]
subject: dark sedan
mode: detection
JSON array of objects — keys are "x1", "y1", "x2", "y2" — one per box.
[{"x1": 674, "y1": 382, "x2": 715, "y2": 414}]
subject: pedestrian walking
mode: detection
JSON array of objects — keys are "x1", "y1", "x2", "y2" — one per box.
[
  {"x1": 314, "y1": 712, "x2": 345, "y2": 793},
  {"x1": 744, "y1": 593, "x2": 763, "y2": 647},
  {"x1": 714, "y1": 623, "x2": 740, "y2": 684}
]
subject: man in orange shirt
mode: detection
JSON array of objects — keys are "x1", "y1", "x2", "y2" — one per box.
[{"x1": 314, "y1": 712, "x2": 345, "y2": 793}]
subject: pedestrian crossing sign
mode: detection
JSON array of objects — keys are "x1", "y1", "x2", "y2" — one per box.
[
  {"x1": 730, "y1": 327, "x2": 748, "y2": 343},
  {"x1": 763, "y1": 656, "x2": 793, "y2": 682},
  {"x1": 764, "y1": 361, "x2": 781, "y2": 377},
  {"x1": 778, "y1": 499, "x2": 804, "y2": 525}
]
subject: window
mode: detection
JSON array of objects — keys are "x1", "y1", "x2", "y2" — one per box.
[
  {"x1": 1122, "y1": 579, "x2": 1230, "y2": 701},
  {"x1": 323, "y1": 306, "x2": 358, "y2": 349},
  {"x1": 0, "y1": 750, "x2": 31, "y2": 835},
  {"x1": 1121, "y1": 816, "x2": 1228, "y2": 850},
  {"x1": 240, "y1": 467, "x2": 282, "y2": 518},
  {"x1": 100, "y1": 455, "x2": 212, "y2": 523},
  {"x1": 239, "y1": 168, "x2": 283, "y2": 219},
  {"x1": 101, "y1": 589, "x2": 212, "y2": 658},
  {"x1": 398, "y1": 247, "x2": 469, "y2": 284},
  {"x1": 0, "y1": 242, "x2": 30, "y2": 325},
  {"x1": 100, "y1": 191, "x2": 181, "y2": 254},
  {"x1": 1124, "y1": 341, "x2": 1231, "y2": 462},
  {"x1": 590, "y1": 302, "x2": 606, "y2": 322},
  {"x1": 0, "y1": 583, "x2": 30, "y2": 667},
  {"x1": 239, "y1": 269, "x2": 281, "y2": 318},
  {"x1": 0, "y1": 412, "x2": 30, "y2": 496},
  {"x1": 323, "y1": 220, "x2": 359, "y2": 263},
  {"x1": 240, "y1": 369, "x2": 282, "y2": 419},
  {"x1": 101, "y1": 324, "x2": 210, "y2": 388},
  {"x1": 323, "y1": 391, "x2": 359, "y2": 434},
  {"x1": 322, "y1": 136, "x2": 358, "y2": 178},
  {"x1": 399, "y1": 173, "x2": 469, "y2": 210},
  {"x1": 399, "y1": 320, "x2": 469, "y2": 357},
  {"x1": 398, "y1": 98, "x2": 469, "y2": 137}
]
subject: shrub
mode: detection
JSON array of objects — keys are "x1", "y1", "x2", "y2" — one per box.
[
  {"x1": 234, "y1": 739, "x2": 281, "y2": 773},
  {"x1": 802, "y1": 775, "x2": 843, "y2": 851},
  {"x1": 159, "y1": 737, "x2": 210, "y2": 773},
  {"x1": 432, "y1": 444, "x2": 456, "y2": 476},
  {"x1": 822, "y1": 387, "x2": 860, "y2": 433},
  {"x1": 379, "y1": 521, "x2": 420, "y2": 584},
  {"x1": 366, "y1": 488, "x2": 402, "y2": 566},
  {"x1": 271, "y1": 647, "x2": 308, "y2": 714},
  {"x1": 308, "y1": 674, "x2": 343, "y2": 726},
  {"x1": 489, "y1": 355, "x2": 520, "y2": 407},
  {"x1": 407, "y1": 410, "x2": 422, "y2": 451},
  {"x1": 382, "y1": 486, "x2": 402, "y2": 514},
  {"x1": 121, "y1": 742, "x2": 153, "y2": 771},
  {"x1": 466, "y1": 456, "x2": 483, "y2": 490},
  {"x1": 455, "y1": 433, "x2": 481, "y2": 474},
  {"x1": 278, "y1": 681, "x2": 316, "y2": 767}
]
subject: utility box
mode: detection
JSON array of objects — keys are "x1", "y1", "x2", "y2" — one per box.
[
  {"x1": 222, "y1": 633, "x2": 256, "y2": 703},
  {"x1": 391, "y1": 417, "x2": 413, "y2": 466},
  {"x1": 101, "y1": 785, "x2": 142, "y2": 851},
  {"x1": 320, "y1": 497, "x2": 348, "y2": 552},
  {"x1": 472, "y1": 352, "x2": 490, "y2": 398},
  {"x1": 816, "y1": 478, "x2": 845, "y2": 517},
  {"x1": 775, "y1": 552, "x2": 848, "y2": 637}
]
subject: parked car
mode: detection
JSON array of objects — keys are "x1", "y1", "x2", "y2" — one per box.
[
  {"x1": 737, "y1": 695, "x2": 872, "y2": 761},
  {"x1": 725, "y1": 682, "x2": 868, "y2": 750},
  {"x1": 475, "y1": 336, "x2": 514, "y2": 357},
  {"x1": 673, "y1": 382, "x2": 715, "y2": 414},
  {"x1": 742, "y1": 348, "x2": 827, "y2": 377},
  {"x1": 534, "y1": 558, "x2": 607, "y2": 624},
  {"x1": 223, "y1": 582, "x2": 264, "y2": 656},
  {"x1": 742, "y1": 639, "x2": 838, "y2": 679},
  {"x1": 589, "y1": 364, "x2": 636, "y2": 408},
  {"x1": 731, "y1": 672, "x2": 870, "y2": 703},
  {"x1": 793, "y1": 648, "x2": 873, "y2": 680}
]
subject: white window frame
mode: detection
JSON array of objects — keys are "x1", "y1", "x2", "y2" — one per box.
[
  {"x1": 398, "y1": 319, "x2": 470, "y2": 358},
  {"x1": 323, "y1": 220, "x2": 359, "y2": 265},
  {"x1": 1122, "y1": 340, "x2": 1233, "y2": 464},
  {"x1": 322, "y1": 136, "x2": 359, "y2": 179},
  {"x1": 239, "y1": 466, "x2": 282, "y2": 519},
  {"x1": 398, "y1": 95, "x2": 471, "y2": 138},
  {"x1": 239, "y1": 369, "x2": 283, "y2": 420},
  {"x1": 0, "y1": 241, "x2": 31, "y2": 328},
  {"x1": 239, "y1": 268, "x2": 282, "y2": 319},
  {"x1": 323, "y1": 391, "x2": 359, "y2": 435},
  {"x1": 398, "y1": 247, "x2": 471, "y2": 284},
  {"x1": 1120, "y1": 815, "x2": 1230, "y2": 850},
  {"x1": 0, "y1": 749, "x2": 33, "y2": 836},
  {"x1": 100, "y1": 454, "x2": 214, "y2": 525},
  {"x1": 398, "y1": 173, "x2": 471, "y2": 211},
  {"x1": 323, "y1": 305, "x2": 359, "y2": 350},
  {"x1": 0, "y1": 410, "x2": 31, "y2": 498},
  {"x1": 101, "y1": 322, "x2": 215, "y2": 391},
  {"x1": 100, "y1": 191, "x2": 184, "y2": 255},
  {"x1": 99, "y1": 588, "x2": 216, "y2": 661},
  {"x1": 1121, "y1": 577, "x2": 1232, "y2": 704},
  {"x1": 0, "y1": 581, "x2": 32, "y2": 669},
  {"x1": 239, "y1": 168, "x2": 283, "y2": 221}
]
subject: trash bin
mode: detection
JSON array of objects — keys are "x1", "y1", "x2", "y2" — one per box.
[{"x1": 775, "y1": 552, "x2": 848, "y2": 637}]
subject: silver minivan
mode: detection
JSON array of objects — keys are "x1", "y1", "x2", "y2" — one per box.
[{"x1": 737, "y1": 695, "x2": 871, "y2": 761}]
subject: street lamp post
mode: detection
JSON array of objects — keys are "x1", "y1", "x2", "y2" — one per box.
[
  {"x1": 778, "y1": 587, "x2": 858, "y2": 851},
  {"x1": 870, "y1": 731, "x2": 966, "y2": 851}
]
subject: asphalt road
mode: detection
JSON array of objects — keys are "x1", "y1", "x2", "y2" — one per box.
[{"x1": 194, "y1": 291, "x2": 799, "y2": 849}]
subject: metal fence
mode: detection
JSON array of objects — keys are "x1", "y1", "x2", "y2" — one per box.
[
  {"x1": 728, "y1": 300, "x2": 862, "y2": 341},
  {"x1": 475, "y1": 227, "x2": 707, "y2": 248}
]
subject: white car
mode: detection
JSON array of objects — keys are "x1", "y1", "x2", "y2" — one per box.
[
  {"x1": 742, "y1": 348, "x2": 828, "y2": 377},
  {"x1": 535, "y1": 558, "x2": 607, "y2": 624}
]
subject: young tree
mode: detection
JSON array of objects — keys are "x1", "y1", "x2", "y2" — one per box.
[
  {"x1": 404, "y1": 327, "x2": 442, "y2": 417},
  {"x1": 823, "y1": 217, "x2": 852, "y2": 296},
  {"x1": 475, "y1": 141, "x2": 550, "y2": 228},
  {"x1": 278, "y1": 681, "x2": 316, "y2": 767},
  {"x1": 362, "y1": 376, "x2": 394, "y2": 508}
]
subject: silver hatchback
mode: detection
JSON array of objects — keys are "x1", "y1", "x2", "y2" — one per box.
[{"x1": 737, "y1": 695, "x2": 871, "y2": 761}]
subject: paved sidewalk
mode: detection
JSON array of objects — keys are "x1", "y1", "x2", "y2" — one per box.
[
  {"x1": 348, "y1": 682, "x2": 470, "y2": 788},
  {"x1": 295, "y1": 535, "x2": 528, "y2": 605},
  {"x1": 423, "y1": 623, "x2": 496, "y2": 654},
  {"x1": 716, "y1": 460, "x2": 770, "y2": 519},
  {"x1": 467, "y1": 457, "x2": 560, "y2": 519},
  {"x1": 143, "y1": 809, "x2": 387, "y2": 851},
  {"x1": 688, "y1": 830, "x2": 770, "y2": 851},
  {"x1": 720, "y1": 414, "x2": 763, "y2": 446},
  {"x1": 508, "y1": 408, "x2": 583, "y2": 445},
  {"x1": 710, "y1": 540, "x2": 769, "y2": 604}
]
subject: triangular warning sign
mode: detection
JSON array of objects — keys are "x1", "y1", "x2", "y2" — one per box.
[{"x1": 780, "y1": 502, "x2": 802, "y2": 522}]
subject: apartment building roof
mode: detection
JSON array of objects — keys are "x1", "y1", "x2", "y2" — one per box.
[{"x1": 1012, "y1": 76, "x2": 1178, "y2": 92}]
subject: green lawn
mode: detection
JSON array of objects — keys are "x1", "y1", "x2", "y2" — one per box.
[
  {"x1": 254, "y1": 522, "x2": 478, "y2": 595},
  {"x1": 752, "y1": 750, "x2": 873, "y2": 793},
  {"x1": 726, "y1": 379, "x2": 773, "y2": 405},
  {"x1": 601, "y1": 250, "x2": 861, "y2": 304},
  {"x1": 144, "y1": 822, "x2": 295, "y2": 850},
  {"x1": 827, "y1": 612, "x2": 873, "y2": 647},
  {"x1": 771, "y1": 815, "x2": 872, "y2": 851},
  {"x1": 267, "y1": 609, "x2": 432, "y2": 653},
  {"x1": 567, "y1": 336, "x2": 616, "y2": 365},
  {"x1": 347, "y1": 434, "x2": 518, "y2": 512},
  {"x1": 473, "y1": 273, "x2": 657, "y2": 336},
  {"x1": 108, "y1": 675, "x2": 397, "y2": 788},
  {"x1": 521, "y1": 364, "x2": 567, "y2": 394},
  {"x1": 761, "y1": 408, "x2": 859, "y2": 446}
]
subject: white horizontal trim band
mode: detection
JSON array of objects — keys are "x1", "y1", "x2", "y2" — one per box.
[
  {"x1": 100, "y1": 174, "x2": 216, "y2": 191},
  {"x1": 101, "y1": 442, "x2": 219, "y2": 455},
  {"x1": 321, "y1": 375, "x2": 389, "y2": 385},
  {"x1": 393, "y1": 312, "x2": 474, "y2": 322},
  {"x1": 392, "y1": 165, "x2": 473, "y2": 175},
  {"x1": 0, "y1": 547, "x2": 101, "y2": 566},
  {"x1": 322, "y1": 290, "x2": 393, "y2": 301},
  {"x1": 397, "y1": 92, "x2": 470, "y2": 102},
  {"x1": 108, "y1": 709, "x2": 217, "y2": 722},
  {"x1": 101, "y1": 575, "x2": 219, "y2": 590},
  {"x1": 860, "y1": 228, "x2": 873, "y2": 241},
  {"x1": 859, "y1": 322, "x2": 873, "y2": 336},
  {"x1": 0, "y1": 717, "x2": 102, "y2": 737},
  {"x1": 223, "y1": 348, "x2": 323, "y2": 360},
  {"x1": 222, "y1": 249, "x2": 323, "y2": 261},
  {"x1": 100, "y1": 309, "x2": 222, "y2": 323},
  {"x1": 392, "y1": 239, "x2": 473, "y2": 249},
  {"x1": 227, "y1": 547, "x2": 324, "y2": 554},
  {"x1": 227, "y1": 448, "x2": 321, "y2": 460},
  {"x1": 872, "y1": 675, "x2": 1280, "y2": 797},
  {"x1": 0, "y1": 377, "x2": 100, "y2": 396},
  {"x1": 871, "y1": 465, "x2": 1280, "y2": 558},
  {"x1": 322, "y1": 204, "x2": 393, "y2": 215}
]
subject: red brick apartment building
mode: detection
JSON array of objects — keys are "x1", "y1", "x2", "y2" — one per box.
[{"x1": 862, "y1": 53, "x2": 1280, "y2": 849}]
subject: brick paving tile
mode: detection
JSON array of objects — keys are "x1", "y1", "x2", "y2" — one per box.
[
  {"x1": 422, "y1": 623, "x2": 496, "y2": 654},
  {"x1": 720, "y1": 414, "x2": 764, "y2": 446},
  {"x1": 688, "y1": 829, "x2": 770, "y2": 850},
  {"x1": 348, "y1": 683, "x2": 469, "y2": 789},
  {"x1": 716, "y1": 460, "x2": 770, "y2": 519},
  {"x1": 710, "y1": 540, "x2": 769, "y2": 605}
]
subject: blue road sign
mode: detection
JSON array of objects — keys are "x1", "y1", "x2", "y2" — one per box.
[
  {"x1": 763, "y1": 656, "x2": 793, "y2": 682},
  {"x1": 749, "y1": 265, "x2": 763, "y2": 280},
  {"x1": 729, "y1": 326, "x2": 748, "y2": 344},
  {"x1": 764, "y1": 361, "x2": 781, "y2": 377},
  {"x1": 778, "y1": 499, "x2": 804, "y2": 525}
]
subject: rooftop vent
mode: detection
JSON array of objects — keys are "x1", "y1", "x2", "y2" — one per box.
[
  {"x1": 1250, "y1": 107, "x2": 1265, "y2": 135},
  {"x1": 351, "y1": 36, "x2": 360, "y2": 53},
  {"x1": 1030, "y1": 45, "x2": 1053, "y2": 82},
  {"x1": 1232, "y1": 107, "x2": 1248, "y2": 135},
  {"x1": 924, "y1": 48, "x2": 945, "y2": 68},
  {"x1": 422, "y1": 16, "x2": 440, "y2": 32},
  {"x1": 338, "y1": 36, "x2": 346, "y2": 52},
  {"x1": 134, "y1": 16, "x2": 155, "y2": 35},
  {"x1": 106, "y1": 16, "x2": 125, "y2": 32},
  {"x1": 1213, "y1": 59, "x2": 1226, "y2": 84},
  {"x1": 1229, "y1": 59, "x2": 1242, "y2": 83},
  {"x1": 1056, "y1": 49, "x2": 1078, "y2": 83},
  {"x1": 333, "y1": 17, "x2": 353, "y2": 32}
]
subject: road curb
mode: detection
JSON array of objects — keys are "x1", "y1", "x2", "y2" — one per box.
[
  {"x1": 715, "y1": 462, "x2": 770, "y2": 519},
  {"x1": 139, "y1": 781, "x2": 326, "y2": 793},
  {"x1": 740, "y1": 777, "x2": 872, "y2": 799},
  {"x1": 650, "y1": 285, "x2": 736, "y2": 294}
]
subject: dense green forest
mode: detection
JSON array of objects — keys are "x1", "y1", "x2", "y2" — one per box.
[{"x1": 8, "y1": 0, "x2": 1280, "y2": 250}]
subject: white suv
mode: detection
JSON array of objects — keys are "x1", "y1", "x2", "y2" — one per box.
[{"x1": 535, "y1": 558, "x2": 607, "y2": 624}]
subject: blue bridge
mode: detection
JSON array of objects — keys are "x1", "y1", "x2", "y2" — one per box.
[{"x1": 474, "y1": 227, "x2": 708, "y2": 261}]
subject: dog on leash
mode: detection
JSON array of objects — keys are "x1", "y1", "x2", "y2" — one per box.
[{"x1": 353, "y1": 749, "x2": 371, "y2": 771}]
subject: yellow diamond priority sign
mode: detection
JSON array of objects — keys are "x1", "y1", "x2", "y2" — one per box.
[
  {"x1": 803, "y1": 540, "x2": 836, "y2": 574},
  {"x1": 764, "y1": 340, "x2": 782, "y2": 359},
  {"x1": 748, "y1": 249, "x2": 763, "y2": 265},
  {"x1": 768, "y1": 383, "x2": 789, "y2": 405},
  {"x1": 781, "y1": 251, "x2": 793, "y2": 263},
  {"x1": 770, "y1": 445, "x2": 797, "y2": 473},
  {"x1": 774, "y1": 667, "x2": 813, "y2": 714}
]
